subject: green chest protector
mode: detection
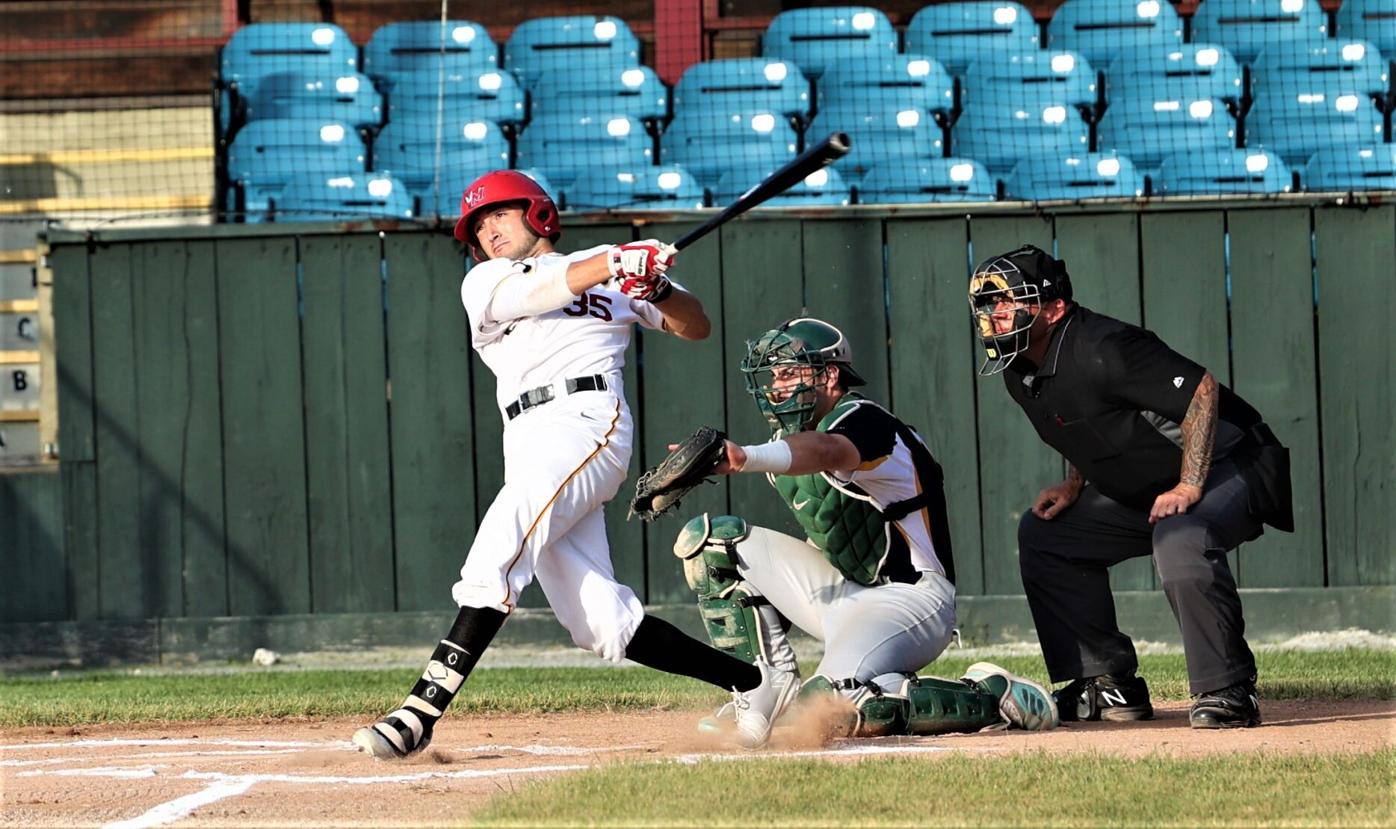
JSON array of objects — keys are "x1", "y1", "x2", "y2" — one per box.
[{"x1": 770, "y1": 396, "x2": 889, "y2": 586}]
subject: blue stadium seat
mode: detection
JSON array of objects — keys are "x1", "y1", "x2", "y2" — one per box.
[
  {"x1": 762, "y1": 6, "x2": 898, "y2": 80},
  {"x1": 857, "y1": 158, "x2": 996, "y2": 202},
  {"x1": 1304, "y1": 144, "x2": 1396, "y2": 190},
  {"x1": 516, "y1": 114, "x2": 653, "y2": 188},
  {"x1": 385, "y1": 68, "x2": 525, "y2": 126},
  {"x1": 362, "y1": 21, "x2": 497, "y2": 81},
  {"x1": 964, "y1": 51, "x2": 1098, "y2": 109},
  {"x1": 1097, "y1": 95, "x2": 1236, "y2": 171},
  {"x1": 1005, "y1": 152, "x2": 1143, "y2": 200},
  {"x1": 273, "y1": 173, "x2": 414, "y2": 222},
  {"x1": 1252, "y1": 39, "x2": 1391, "y2": 99},
  {"x1": 1108, "y1": 44, "x2": 1245, "y2": 103},
  {"x1": 504, "y1": 16, "x2": 641, "y2": 92},
  {"x1": 244, "y1": 71, "x2": 382, "y2": 128},
  {"x1": 1155, "y1": 148, "x2": 1291, "y2": 194},
  {"x1": 532, "y1": 65, "x2": 668, "y2": 122},
  {"x1": 1247, "y1": 90, "x2": 1386, "y2": 165},
  {"x1": 372, "y1": 117, "x2": 510, "y2": 216},
  {"x1": 1047, "y1": 0, "x2": 1183, "y2": 69},
  {"x1": 1337, "y1": 0, "x2": 1396, "y2": 57},
  {"x1": 714, "y1": 164, "x2": 851, "y2": 206},
  {"x1": 954, "y1": 102, "x2": 1091, "y2": 173},
  {"x1": 226, "y1": 119, "x2": 367, "y2": 219},
  {"x1": 1190, "y1": 0, "x2": 1328, "y2": 65},
  {"x1": 512, "y1": 169, "x2": 562, "y2": 206},
  {"x1": 672, "y1": 59, "x2": 811, "y2": 120},
  {"x1": 221, "y1": 23, "x2": 358, "y2": 129},
  {"x1": 818, "y1": 54, "x2": 956, "y2": 116},
  {"x1": 566, "y1": 165, "x2": 706, "y2": 210},
  {"x1": 906, "y1": 1, "x2": 1039, "y2": 76},
  {"x1": 809, "y1": 101, "x2": 945, "y2": 179},
  {"x1": 661, "y1": 110, "x2": 799, "y2": 186}
]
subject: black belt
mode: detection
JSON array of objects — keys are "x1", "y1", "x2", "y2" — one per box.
[{"x1": 505, "y1": 375, "x2": 607, "y2": 420}]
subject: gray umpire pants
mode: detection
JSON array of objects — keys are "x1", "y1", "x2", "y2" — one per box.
[{"x1": 1017, "y1": 460, "x2": 1263, "y2": 695}]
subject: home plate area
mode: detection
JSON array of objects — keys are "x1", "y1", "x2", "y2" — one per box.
[{"x1": 3, "y1": 702, "x2": 1389, "y2": 827}]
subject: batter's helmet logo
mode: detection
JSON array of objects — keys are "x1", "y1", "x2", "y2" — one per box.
[{"x1": 463, "y1": 186, "x2": 487, "y2": 209}]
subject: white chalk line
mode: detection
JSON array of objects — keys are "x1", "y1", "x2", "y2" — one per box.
[
  {"x1": 0, "y1": 736, "x2": 646, "y2": 756},
  {"x1": 0, "y1": 737, "x2": 345, "y2": 751},
  {"x1": 9, "y1": 736, "x2": 994, "y2": 828},
  {"x1": 2, "y1": 748, "x2": 333, "y2": 767},
  {"x1": 101, "y1": 778, "x2": 256, "y2": 829}
]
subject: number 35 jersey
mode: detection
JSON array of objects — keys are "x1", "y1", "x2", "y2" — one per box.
[{"x1": 460, "y1": 245, "x2": 671, "y2": 415}]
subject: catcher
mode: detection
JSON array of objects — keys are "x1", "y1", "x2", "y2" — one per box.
[{"x1": 637, "y1": 317, "x2": 1060, "y2": 736}]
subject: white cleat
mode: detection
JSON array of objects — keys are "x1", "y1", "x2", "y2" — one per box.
[
  {"x1": 732, "y1": 662, "x2": 801, "y2": 749},
  {"x1": 962, "y1": 661, "x2": 1060, "y2": 732},
  {"x1": 352, "y1": 711, "x2": 433, "y2": 759},
  {"x1": 697, "y1": 700, "x2": 736, "y2": 735}
]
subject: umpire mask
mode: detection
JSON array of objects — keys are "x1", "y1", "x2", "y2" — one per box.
[{"x1": 968, "y1": 245, "x2": 1072, "y2": 376}]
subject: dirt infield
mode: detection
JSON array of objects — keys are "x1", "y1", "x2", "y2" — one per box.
[{"x1": 3, "y1": 699, "x2": 1391, "y2": 828}]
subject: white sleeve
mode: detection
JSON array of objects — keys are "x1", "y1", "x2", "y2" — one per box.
[
  {"x1": 460, "y1": 256, "x2": 579, "y2": 345},
  {"x1": 460, "y1": 258, "x2": 525, "y2": 346},
  {"x1": 630, "y1": 278, "x2": 689, "y2": 331}
]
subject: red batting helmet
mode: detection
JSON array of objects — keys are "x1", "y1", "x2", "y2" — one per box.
[{"x1": 453, "y1": 170, "x2": 561, "y2": 260}]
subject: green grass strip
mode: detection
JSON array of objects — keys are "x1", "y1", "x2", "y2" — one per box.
[
  {"x1": 472, "y1": 749, "x2": 1396, "y2": 828},
  {"x1": 1, "y1": 650, "x2": 1391, "y2": 728}
]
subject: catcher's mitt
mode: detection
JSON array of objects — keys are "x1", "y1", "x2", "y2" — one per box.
[{"x1": 629, "y1": 425, "x2": 727, "y2": 522}]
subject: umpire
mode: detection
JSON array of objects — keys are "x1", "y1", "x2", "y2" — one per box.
[{"x1": 968, "y1": 245, "x2": 1293, "y2": 729}]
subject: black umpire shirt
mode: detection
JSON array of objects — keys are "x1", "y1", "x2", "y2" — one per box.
[{"x1": 1004, "y1": 305, "x2": 1264, "y2": 510}]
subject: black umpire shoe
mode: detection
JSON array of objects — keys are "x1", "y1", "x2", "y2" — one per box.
[
  {"x1": 1190, "y1": 679, "x2": 1262, "y2": 729},
  {"x1": 1054, "y1": 674, "x2": 1154, "y2": 722}
]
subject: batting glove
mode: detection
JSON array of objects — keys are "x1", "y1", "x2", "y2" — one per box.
[
  {"x1": 607, "y1": 240, "x2": 676, "y2": 280},
  {"x1": 617, "y1": 272, "x2": 674, "y2": 303}
]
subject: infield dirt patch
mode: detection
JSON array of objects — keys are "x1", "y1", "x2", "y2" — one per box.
[{"x1": 3, "y1": 699, "x2": 1391, "y2": 827}]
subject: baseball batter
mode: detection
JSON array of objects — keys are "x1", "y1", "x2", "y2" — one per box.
[
  {"x1": 673, "y1": 318, "x2": 1058, "y2": 736},
  {"x1": 353, "y1": 171, "x2": 799, "y2": 759}
]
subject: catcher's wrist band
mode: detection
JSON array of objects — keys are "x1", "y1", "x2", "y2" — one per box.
[{"x1": 740, "y1": 440, "x2": 792, "y2": 474}]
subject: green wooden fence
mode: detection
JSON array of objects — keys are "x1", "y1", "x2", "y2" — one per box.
[{"x1": 4, "y1": 201, "x2": 1393, "y2": 624}]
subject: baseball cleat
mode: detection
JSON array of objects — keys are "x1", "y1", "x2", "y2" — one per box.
[
  {"x1": 732, "y1": 662, "x2": 800, "y2": 748},
  {"x1": 962, "y1": 661, "x2": 1060, "y2": 731},
  {"x1": 697, "y1": 700, "x2": 736, "y2": 735},
  {"x1": 352, "y1": 709, "x2": 434, "y2": 759},
  {"x1": 1190, "y1": 679, "x2": 1261, "y2": 729},
  {"x1": 1055, "y1": 674, "x2": 1154, "y2": 722}
]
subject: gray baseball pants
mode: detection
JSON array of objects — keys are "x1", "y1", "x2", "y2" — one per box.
[{"x1": 1017, "y1": 460, "x2": 1263, "y2": 694}]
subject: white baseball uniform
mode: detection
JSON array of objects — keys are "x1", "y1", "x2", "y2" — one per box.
[{"x1": 451, "y1": 244, "x2": 669, "y2": 663}]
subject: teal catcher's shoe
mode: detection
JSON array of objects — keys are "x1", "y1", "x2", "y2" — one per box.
[{"x1": 962, "y1": 661, "x2": 1060, "y2": 731}]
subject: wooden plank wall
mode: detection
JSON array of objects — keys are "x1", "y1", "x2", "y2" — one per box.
[{"x1": 12, "y1": 203, "x2": 1393, "y2": 623}]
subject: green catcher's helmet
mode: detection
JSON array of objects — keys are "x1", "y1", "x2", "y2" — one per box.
[{"x1": 741, "y1": 318, "x2": 867, "y2": 435}]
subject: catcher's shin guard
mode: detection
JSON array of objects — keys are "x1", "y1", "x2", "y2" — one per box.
[
  {"x1": 800, "y1": 675, "x2": 907, "y2": 737},
  {"x1": 674, "y1": 514, "x2": 798, "y2": 673},
  {"x1": 902, "y1": 676, "x2": 1004, "y2": 735}
]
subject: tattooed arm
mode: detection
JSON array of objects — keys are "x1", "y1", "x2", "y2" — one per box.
[
  {"x1": 1032, "y1": 462, "x2": 1086, "y2": 521},
  {"x1": 1149, "y1": 371, "x2": 1218, "y2": 523}
]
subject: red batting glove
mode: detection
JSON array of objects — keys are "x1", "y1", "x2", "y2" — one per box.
[
  {"x1": 617, "y1": 273, "x2": 674, "y2": 303},
  {"x1": 606, "y1": 239, "x2": 676, "y2": 280}
]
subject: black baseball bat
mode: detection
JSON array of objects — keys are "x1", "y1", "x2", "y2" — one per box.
[{"x1": 671, "y1": 132, "x2": 852, "y2": 252}]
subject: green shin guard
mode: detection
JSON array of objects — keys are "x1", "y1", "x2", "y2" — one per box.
[
  {"x1": 674, "y1": 514, "x2": 797, "y2": 671},
  {"x1": 902, "y1": 676, "x2": 1003, "y2": 735},
  {"x1": 801, "y1": 675, "x2": 1001, "y2": 737},
  {"x1": 800, "y1": 675, "x2": 909, "y2": 738}
]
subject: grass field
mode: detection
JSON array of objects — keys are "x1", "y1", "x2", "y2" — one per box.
[
  {"x1": 2, "y1": 648, "x2": 1391, "y2": 728},
  {"x1": 3, "y1": 648, "x2": 1391, "y2": 827},
  {"x1": 473, "y1": 751, "x2": 1396, "y2": 827}
]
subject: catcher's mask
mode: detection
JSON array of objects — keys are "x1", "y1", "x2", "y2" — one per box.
[
  {"x1": 968, "y1": 244, "x2": 1073, "y2": 376},
  {"x1": 741, "y1": 318, "x2": 866, "y2": 435}
]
